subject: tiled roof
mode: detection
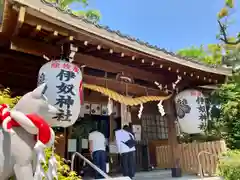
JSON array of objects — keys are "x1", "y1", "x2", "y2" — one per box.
[
  {"x1": 41, "y1": 0, "x2": 222, "y2": 69},
  {"x1": 9, "y1": 0, "x2": 229, "y2": 76}
]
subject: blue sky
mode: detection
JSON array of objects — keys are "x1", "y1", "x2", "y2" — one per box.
[{"x1": 71, "y1": 0, "x2": 239, "y2": 52}]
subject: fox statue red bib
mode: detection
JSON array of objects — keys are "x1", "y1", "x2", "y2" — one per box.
[
  {"x1": 0, "y1": 60, "x2": 82, "y2": 180},
  {"x1": 38, "y1": 60, "x2": 83, "y2": 127}
]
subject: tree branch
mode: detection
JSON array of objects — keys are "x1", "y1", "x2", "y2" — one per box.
[{"x1": 218, "y1": 20, "x2": 240, "y2": 45}]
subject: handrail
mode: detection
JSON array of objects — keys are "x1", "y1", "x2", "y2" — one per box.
[
  {"x1": 71, "y1": 152, "x2": 111, "y2": 179},
  {"x1": 197, "y1": 151, "x2": 218, "y2": 180}
]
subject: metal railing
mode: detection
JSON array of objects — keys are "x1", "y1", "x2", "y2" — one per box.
[
  {"x1": 197, "y1": 151, "x2": 218, "y2": 180},
  {"x1": 71, "y1": 152, "x2": 111, "y2": 179}
]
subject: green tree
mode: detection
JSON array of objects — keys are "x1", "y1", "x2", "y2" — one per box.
[
  {"x1": 178, "y1": 0, "x2": 239, "y2": 67},
  {"x1": 45, "y1": 0, "x2": 101, "y2": 23},
  {"x1": 207, "y1": 0, "x2": 240, "y2": 148},
  {"x1": 177, "y1": 44, "x2": 223, "y2": 65},
  {"x1": 217, "y1": 0, "x2": 240, "y2": 71},
  {"x1": 177, "y1": 0, "x2": 240, "y2": 148},
  {"x1": 209, "y1": 76, "x2": 240, "y2": 149}
]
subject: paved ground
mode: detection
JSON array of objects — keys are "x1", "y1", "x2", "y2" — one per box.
[
  {"x1": 134, "y1": 170, "x2": 222, "y2": 180},
  {"x1": 83, "y1": 170, "x2": 222, "y2": 180}
]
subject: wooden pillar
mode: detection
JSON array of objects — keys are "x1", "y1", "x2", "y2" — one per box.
[
  {"x1": 64, "y1": 127, "x2": 69, "y2": 159},
  {"x1": 165, "y1": 97, "x2": 180, "y2": 168}
]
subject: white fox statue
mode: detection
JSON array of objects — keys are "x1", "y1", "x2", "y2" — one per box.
[{"x1": 0, "y1": 83, "x2": 59, "y2": 180}]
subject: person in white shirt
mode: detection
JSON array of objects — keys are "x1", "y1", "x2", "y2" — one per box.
[
  {"x1": 88, "y1": 128, "x2": 106, "y2": 179},
  {"x1": 115, "y1": 125, "x2": 136, "y2": 179}
]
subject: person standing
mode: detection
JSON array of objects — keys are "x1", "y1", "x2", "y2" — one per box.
[
  {"x1": 88, "y1": 128, "x2": 107, "y2": 179},
  {"x1": 115, "y1": 125, "x2": 136, "y2": 179}
]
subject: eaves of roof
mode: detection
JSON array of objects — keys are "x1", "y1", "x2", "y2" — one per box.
[{"x1": 11, "y1": 0, "x2": 232, "y2": 76}]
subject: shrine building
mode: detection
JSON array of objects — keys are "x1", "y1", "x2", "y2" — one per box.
[{"x1": 0, "y1": 0, "x2": 231, "y2": 174}]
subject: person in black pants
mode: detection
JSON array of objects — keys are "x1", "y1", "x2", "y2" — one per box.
[
  {"x1": 92, "y1": 150, "x2": 106, "y2": 179},
  {"x1": 115, "y1": 125, "x2": 136, "y2": 179},
  {"x1": 121, "y1": 150, "x2": 136, "y2": 179}
]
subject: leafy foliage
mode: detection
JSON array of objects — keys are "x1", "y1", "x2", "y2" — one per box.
[
  {"x1": 218, "y1": 0, "x2": 234, "y2": 19},
  {"x1": 0, "y1": 0, "x2": 3, "y2": 11},
  {"x1": 208, "y1": 73, "x2": 240, "y2": 149},
  {"x1": 217, "y1": 150, "x2": 240, "y2": 180},
  {"x1": 217, "y1": 0, "x2": 240, "y2": 71},
  {"x1": 0, "y1": 88, "x2": 21, "y2": 108},
  {"x1": 178, "y1": 133, "x2": 221, "y2": 144},
  {"x1": 177, "y1": 44, "x2": 223, "y2": 65},
  {"x1": 178, "y1": 0, "x2": 239, "y2": 68},
  {"x1": 177, "y1": 0, "x2": 240, "y2": 146},
  {"x1": 223, "y1": 44, "x2": 240, "y2": 72},
  {"x1": 201, "y1": 0, "x2": 240, "y2": 149},
  {"x1": 44, "y1": 148, "x2": 82, "y2": 180},
  {"x1": 45, "y1": 0, "x2": 101, "y2": 23},
  {"x1": 46, "y1": 0, "x2": 88, "y2": 9}
]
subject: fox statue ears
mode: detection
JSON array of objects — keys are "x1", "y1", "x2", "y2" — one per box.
[{"x1": 31, "y1": 83, "x2": 47, "y2": 99}]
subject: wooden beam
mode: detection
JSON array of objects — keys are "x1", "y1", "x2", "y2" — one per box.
[
  {"x1": 75, "y1": 53, "x2": 165, "y2": 83},
  {"x1": 24, "y1": 13, "x2": 99, "y2": 46},
  {"x1": 9, "y1": 37, "x2": 223, "y2": 85},
  {"x1": 29, "y1": 25, "x2": 42, "y2": 38},
  {"x1": 55, "y1": 35, "x2": 74, "y2": 45},
  {"x1": 0, "y1": 69, "x2": 161, "y2": 96},
  {"x1": 0, "y1": 1, "x2": 18, "y2": 36},
  {"x1": 24, "y1": 14, "x2": 70, "y2": 37},
  {"x1": 22, "y1": 12, "x2": 229, "y2": 80},
  {"x1": 84, "y1": 46, "x2": 98, "y2": 53},
  {"x1": 84, "y1": 74, "x2": 161, "y2": 96},
  {"x1": 10, "y1": 36, "x2": 60, "y2": 57},
  {"x1": 13, "y1": 6, "x2": 26, "y2": 36},
  {"x1": 0, "y1": 49, "x2": 46, "y2": 66},
  {"x1": 10, "y1": 37, "x2": 165, "y2": 83},
  {"x1": 1, "y1": 55, "x2": 162, "y2": 95},
  {"x1": 34, "y1": 4, "x2": 233, "y2": 76},
  {"x1": 25, "y1": 14, "x2": 74, "y2": 43},
  {"x1": 48, "y1": 30, "x2": 59, "y2": 41},
  {"x1": 0, "y1": 34, "x2": 11, "y2": 47},
  {"x1": 23, "y1": 4, "x2": 231, "y2": 77},
  {"x1": 0, "y1": 53, "x2": 161, "y2": 95}
]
